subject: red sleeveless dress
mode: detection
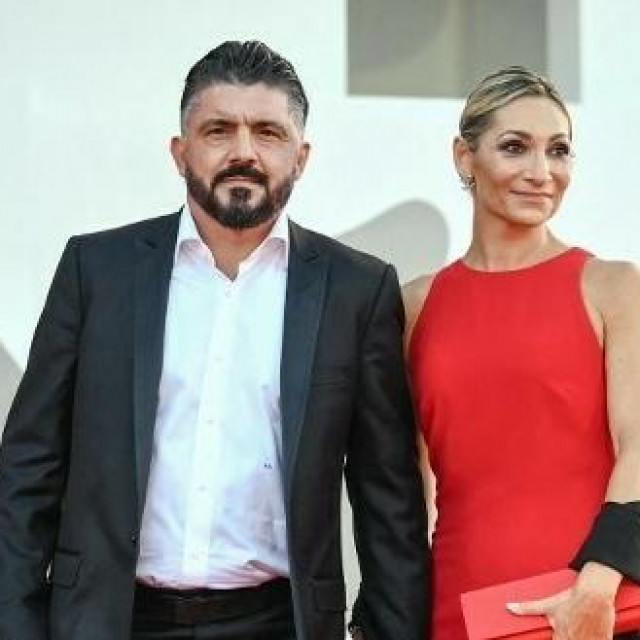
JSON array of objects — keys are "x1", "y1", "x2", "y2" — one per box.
[{"x1": 408, "y1": 248, "x2": 614, "y2": 640}]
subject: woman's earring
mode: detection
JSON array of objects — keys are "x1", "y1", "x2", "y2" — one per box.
[{"x1": 460, "y1": 174, "x2": 476, "y2": 190}]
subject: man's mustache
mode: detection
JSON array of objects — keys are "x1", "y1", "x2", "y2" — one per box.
[{"x1": 212, "y1": 165, "x2": 268, "y2": 187}]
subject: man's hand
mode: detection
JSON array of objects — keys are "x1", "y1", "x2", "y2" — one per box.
[{"x1": 506, "y1": 563, "x2": 620, "y2": 639}]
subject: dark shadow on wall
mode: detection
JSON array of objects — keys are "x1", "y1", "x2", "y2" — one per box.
[
  {"x1": 338, "y1": 199, "x2": 450, "y2": 285},
  {"x1": 0, "y1": 343, "x2": 22, "y2": 436}
]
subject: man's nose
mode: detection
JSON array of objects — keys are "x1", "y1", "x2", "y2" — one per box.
[{"x1": 229, "y1": 128, "x2": 257, "y2": 164}]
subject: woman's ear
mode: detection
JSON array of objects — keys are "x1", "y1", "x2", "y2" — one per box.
[{"x1": 453, "y1": 136, "x2": 474, "y2": 183}]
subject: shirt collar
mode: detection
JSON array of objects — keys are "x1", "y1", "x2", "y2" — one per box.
[
  {"x1": 173, "y1": 205, "x2": 201, "y2": 264},
  {"x1": 174, "y1": 204, "x2": 290, "y2": 267}
]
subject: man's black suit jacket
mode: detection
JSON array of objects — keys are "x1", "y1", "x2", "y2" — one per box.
[{"x1": 0, "y1": 212, "x2": 430, "y2": 640}]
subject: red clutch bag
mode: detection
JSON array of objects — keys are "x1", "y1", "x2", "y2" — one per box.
[{"x1": 461, "y1": 568, "x2": 640, "y2": 640}]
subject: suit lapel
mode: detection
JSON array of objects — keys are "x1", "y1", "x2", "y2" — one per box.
[
  {"x1": 280, "y1": 222, "x2": 328, "y2": 498},
  {"x1": 133, "y1": 213, "x2": 180, "y2": 523}
]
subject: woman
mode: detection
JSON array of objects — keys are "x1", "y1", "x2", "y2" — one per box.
[{"x1": 404, "y1": 67, "x2": 640, "y2": 640}]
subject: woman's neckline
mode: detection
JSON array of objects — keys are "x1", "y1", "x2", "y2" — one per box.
[{"x1": 456, "y1": 246, "x2": 578, "y2": 275}]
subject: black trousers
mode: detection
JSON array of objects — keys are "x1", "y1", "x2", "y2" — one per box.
[
  {"x1": 130, "y1": 579, "x2": 296, "y2": 640},
  {"x1": 130, "y1": 607, "x2": 296, "y2": 640}
]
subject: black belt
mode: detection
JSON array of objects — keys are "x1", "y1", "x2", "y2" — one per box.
[{"x1": 133, "y1": 577, "x2": 292, "y2": 625}]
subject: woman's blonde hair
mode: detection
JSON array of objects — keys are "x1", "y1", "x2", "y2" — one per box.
[{"x1": 459, "y1": 66, "x2": 571, "y2": 149}]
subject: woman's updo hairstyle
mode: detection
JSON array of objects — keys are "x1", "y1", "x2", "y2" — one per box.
[{"x1": 459, "y1": 66, "x2": 571, "y2": 150}]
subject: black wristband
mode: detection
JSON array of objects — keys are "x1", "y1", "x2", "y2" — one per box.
[{"x1": 570, "y1": 502, "x2": 640, "y2": 584}]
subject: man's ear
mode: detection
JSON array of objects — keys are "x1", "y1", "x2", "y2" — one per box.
[
  {"x1": 293, "y1": 141, "x2": 311, "y2": 180},
  {"x1": 170, "y1": 135, "x2": 186, "y2": 177}
]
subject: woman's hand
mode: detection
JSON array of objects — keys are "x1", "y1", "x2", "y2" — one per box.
[{"x1": 507, "y1": 562, "x2": 620, "y2": 640}]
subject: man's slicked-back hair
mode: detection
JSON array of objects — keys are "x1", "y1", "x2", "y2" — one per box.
[{"x1": 180, "y1": 40, "x2": 309, "y2": 132}]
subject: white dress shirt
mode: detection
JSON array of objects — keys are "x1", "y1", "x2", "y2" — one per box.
[{"x1": 136, "y1": 207, "x2": 289, "y2": 588}]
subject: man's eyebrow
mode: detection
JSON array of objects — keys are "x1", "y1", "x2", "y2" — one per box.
[
  {"x1": 253, "y1": 119, "x2": 288, "y2": 132},
  {"x1": 197, "y1": 117, "x2": 233, "y2": 130},
  {"x1": 196, "y1": 117, "x2": 289, "y2": 133}
]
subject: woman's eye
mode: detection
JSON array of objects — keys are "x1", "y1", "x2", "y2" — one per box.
[
  {"x1": 499, "y1": 140, "x2": 525, "y2": 154},
  {"x1": 549, "y1": 143, "x2": 572, "y2": 157}
]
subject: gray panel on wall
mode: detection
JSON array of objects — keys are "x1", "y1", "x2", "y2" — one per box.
[
  {"x1": 348, "y1": 0, "x2": 580, "y2": 100},
  {"x1": 459, "y1": 0, "x2": 547, "y2": 92}
]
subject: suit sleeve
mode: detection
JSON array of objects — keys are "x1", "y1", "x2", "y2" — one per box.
[
  {"x1": 0, "y1": 238, "x2": 82, "y2": 638},
  {"x1": 345, "y1": 264, "x2": 431, "y2": 640}
]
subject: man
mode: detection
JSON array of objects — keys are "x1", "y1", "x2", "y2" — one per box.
[{"x1": 0, "y1": 41, "x2": 429, "y2": 640}]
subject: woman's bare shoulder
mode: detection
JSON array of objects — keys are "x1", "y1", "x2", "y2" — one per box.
[
  {"x1": 583, "y1": 257, "x2": 640, "y2": 317},
  {"x1": 583, "y1": 257, "x2": 640, "y2": 298}
]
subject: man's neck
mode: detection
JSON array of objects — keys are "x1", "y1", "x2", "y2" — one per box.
[{"x1": 189, "y1": 205, "x2": 280, "y2": 280}]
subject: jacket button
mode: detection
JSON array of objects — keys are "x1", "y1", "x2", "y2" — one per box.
[{"x1": 131, "y1": 534, "x2": 138, "y2": 546}]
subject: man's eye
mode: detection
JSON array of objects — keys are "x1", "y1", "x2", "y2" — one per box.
[{"x1": 259, "y1": 128, "x2": 280, "y2": 138}]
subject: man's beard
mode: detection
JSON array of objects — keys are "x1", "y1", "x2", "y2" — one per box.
[{"x1": 184, "y1": 164, "x2": 295, "y2": 230}]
